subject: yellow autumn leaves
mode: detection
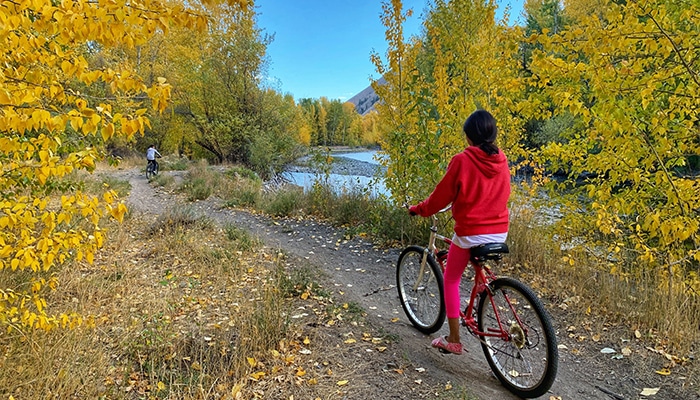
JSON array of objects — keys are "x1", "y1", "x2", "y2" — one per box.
[
  {"x1": 0, "y1": 0, "x2": 215, "y2": 332},
  {"x1": 376, "y1": 0, "x2": 699, "y2": 281}
]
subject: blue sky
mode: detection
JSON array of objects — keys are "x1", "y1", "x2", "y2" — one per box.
[{"x1": 255, "y1": 1, "x2": 525, "y2": 101}]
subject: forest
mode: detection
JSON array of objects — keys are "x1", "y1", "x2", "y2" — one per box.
[{"x1": 0, "y1": 0, "x2": 698, "y2": 392}]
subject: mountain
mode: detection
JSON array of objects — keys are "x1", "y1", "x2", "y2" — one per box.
[{"x1": 346, "y1": 77, "x2": 385, "y2": 116}]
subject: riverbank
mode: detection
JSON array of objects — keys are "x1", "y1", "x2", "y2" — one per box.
[{"x1": 284, "y1": 148, "x2": 387, "y2": 178}]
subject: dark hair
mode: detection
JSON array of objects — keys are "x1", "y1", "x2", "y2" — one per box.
[{"x1": 463, "y1": 110, "x2": 499, "y2": 155}]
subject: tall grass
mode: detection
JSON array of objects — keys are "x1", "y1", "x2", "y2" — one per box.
[
  {"x1": 507, "y1": 194, "x2": 700, "y2": 357},
  {"x1": 0, "y1": 206, "x2": 299, "y2": 398}
]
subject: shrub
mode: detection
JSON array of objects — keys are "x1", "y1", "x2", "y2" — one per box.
[{"x1": 262, "y1": 187, "x2": 303, "y2": 217}]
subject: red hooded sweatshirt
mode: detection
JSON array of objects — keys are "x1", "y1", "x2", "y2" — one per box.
[{"x1": 410, "y1": 146, "x2": 510, "y2": 236}]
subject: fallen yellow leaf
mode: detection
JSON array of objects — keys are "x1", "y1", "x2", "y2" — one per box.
[
  {"x1": 231, "y1": 382, "x2": 244, "y2": 397},
  {"x1": 337, "y1": 380, "x2": 349, "y2": 386},
  {"x1": 655, "y1": 368, "x2": 671, "y2": 376},
  {"x1": 250, "y1": 371, "x2": 265, "y2": 380}
]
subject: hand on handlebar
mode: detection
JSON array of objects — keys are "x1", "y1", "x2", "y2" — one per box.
[{"x1": 401, "y1": 202, "x2": 419, "y2": 217}]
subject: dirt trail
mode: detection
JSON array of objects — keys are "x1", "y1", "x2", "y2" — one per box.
[{"x1": 111, "y1": 167, "x2": 695, "y2": 400}]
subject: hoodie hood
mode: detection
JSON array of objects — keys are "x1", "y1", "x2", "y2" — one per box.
[{"x1": 463, "y1": 146, "x2": 507, "y2": 178}]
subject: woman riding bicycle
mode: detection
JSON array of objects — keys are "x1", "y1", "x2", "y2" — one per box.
[{"x1": 408, "y1": 109, "x2": 511, "y2": 355}]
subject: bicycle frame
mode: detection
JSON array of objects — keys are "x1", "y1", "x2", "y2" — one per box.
[{"x1": 418, "y1": 208, "x2": 520, "y2": 342}]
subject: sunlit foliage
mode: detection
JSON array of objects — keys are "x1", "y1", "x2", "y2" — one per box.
[
  {"x1": 374, "y1": 0, "x2": 699, "y2": 293},
  {"x1": 0, "y1": 0, "x2": 247, "y2": 331}
]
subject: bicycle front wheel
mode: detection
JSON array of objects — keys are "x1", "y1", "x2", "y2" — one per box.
[
  {"x1": 477, "y1": 277, "x2": 558, "y2": 398},
  {"x1": 396, "y1": 245, "x2": 445, "y2": 334}
]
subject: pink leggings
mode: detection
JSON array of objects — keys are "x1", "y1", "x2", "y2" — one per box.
[{"x1": 444, "y1": 243, "x2": 471, "y2": 319}]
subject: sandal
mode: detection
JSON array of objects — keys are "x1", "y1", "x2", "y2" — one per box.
[{"x1": 431, "y1": 336, "x2": 463, "y2": 355}]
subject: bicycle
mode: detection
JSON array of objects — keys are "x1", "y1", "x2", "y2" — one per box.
[
  {"x1": 396, "y1": 206, "x2": 558, "y2": 398},
  {"x1": 146, "y1": 157, "x2": 160, "y2": 179}
]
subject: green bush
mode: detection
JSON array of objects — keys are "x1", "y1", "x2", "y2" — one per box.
[
  {"x1": 306, "y1": 182, "x2": 335, "y2": 215},
  {"x1": 180, "y1": 160, "x2": 218, "y2": 201},
  {"x1": 150, "y1": 173, "x2": 175, "y2": 188},
  {"x1": 225, "y1": 166, "x2": 261, "y2": 182},
  {"x1": 262, "y1": 187, "x2": 303, "y2": 217},
  {"x1": 184, "y1": 177, "x2": 212, "y2": 201},
  {"x1": 329, "y1": 187, "x2": 372, "y2": 227},
  {"x1": 161, "y1": 156, "x2": 190, "y2": 171}
]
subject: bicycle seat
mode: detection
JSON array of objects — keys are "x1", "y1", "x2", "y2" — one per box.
[{"x1": 470, "y1": 243, "x2": 509, "y2": 262}]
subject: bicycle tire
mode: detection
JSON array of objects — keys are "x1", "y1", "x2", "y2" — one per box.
[
  {"x1": 146, "y1": 162, "x2": 157, "y2": 179},
  {"x1": 477, "y1": 277, "x2": 558, "y2": 398},
  {"x1": 396, "y1": 245, "x2": 446, "y2": 334}
]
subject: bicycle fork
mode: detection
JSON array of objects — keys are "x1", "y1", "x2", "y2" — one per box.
[{"x1": 410, "y1": 248, "x2": 433, "y2": 292}]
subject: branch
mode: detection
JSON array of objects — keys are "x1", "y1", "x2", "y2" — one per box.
[{"x1": 647, "y1": 9, "x2": 700, "y2": 88}]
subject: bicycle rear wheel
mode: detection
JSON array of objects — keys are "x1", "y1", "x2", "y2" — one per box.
[
  {"x1": 477, "y1": 277, "x2": 558, "y2": 398},
  {"x1": 396, "y1": 245, "x2": 445, "y2": 334}
]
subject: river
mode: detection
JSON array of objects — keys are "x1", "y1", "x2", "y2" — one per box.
[{"x1": 282, "y1": 150, "x2": 389, "y2": 197}]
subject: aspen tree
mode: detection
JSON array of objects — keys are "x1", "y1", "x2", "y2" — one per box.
[{"x1": 0, "y1": 0, "x2": 247, "y2": 331}]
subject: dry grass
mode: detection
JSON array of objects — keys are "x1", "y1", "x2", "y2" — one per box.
[
  {"x1": 506, "y1": 195, "x2": 700, "y2": 365},
  {"x1": 0, "y1": 196, "x2": 431, "y2": 399},
  {"x1": 0, "y1": 207, "x2": 305, "y2": 399}
]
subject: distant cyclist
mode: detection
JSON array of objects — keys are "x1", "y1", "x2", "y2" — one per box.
[{"x1": 146, "y1": 144, "x2": 162, "y2": 176}]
